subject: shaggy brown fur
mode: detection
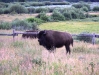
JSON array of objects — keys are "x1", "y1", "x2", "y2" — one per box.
[
  {"x1": 37, "y1": 30, "x2": 73, "y2": 54},
  {"x1": 22, "y1": 30, "x2": 38, "y2": 39}
]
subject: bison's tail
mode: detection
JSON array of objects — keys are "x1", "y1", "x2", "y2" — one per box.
[{"x1": 71, "y1": 39, "x2": 73, "y2": 47}]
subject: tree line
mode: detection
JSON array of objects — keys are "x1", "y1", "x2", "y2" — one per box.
[{"x1": 0, "y1": 0, "x2": 99, "y2": 3}]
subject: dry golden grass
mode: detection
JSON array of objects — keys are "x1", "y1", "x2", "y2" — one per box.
[
  {"x1": 88, "y1": 11, "x2": 99, "y2": 15},
  {"x1": 0, "y1": 13, "x2": 52, "y2": 22},
  {"x1": 0, "y1": 12, "x2": 99, "y2": 22},
  {"x1": 0, "y1": 30, "x2": 99, "y2": 75},
  {"x1": 0, "y1": 14, "x2": 38, "y2": 22}
]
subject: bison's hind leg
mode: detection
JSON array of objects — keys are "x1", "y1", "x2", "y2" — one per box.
[{"x1": 65, "y1": 45, "x2": 71, "y2": 54}]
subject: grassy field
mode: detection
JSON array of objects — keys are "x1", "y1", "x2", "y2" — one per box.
[
  {"x1": 0, "y1": 13, "x2": 51, "y2": 22},
  {"x1": 0, "y1": 13, "x2": 99, "y2": 75},
  {"x1": 39, "y1": 21, "x2": 99, "y2": 33},
  {"x1": 0, "y1": 30, "x2": 99, "y2": 75}
]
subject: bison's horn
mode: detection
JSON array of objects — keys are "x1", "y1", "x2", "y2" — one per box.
[{"x1": 44, "y1": 30, "x2": 46, "y2": 35}]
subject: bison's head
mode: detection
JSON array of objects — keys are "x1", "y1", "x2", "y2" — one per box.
[
  {"x1": 37, "y1": 30, "x2": 52, "y2": 50},
  {"x1": 37, "y1": 30, "x2": 46, "y2": 45}
]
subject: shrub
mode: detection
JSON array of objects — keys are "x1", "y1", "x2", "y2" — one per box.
[
  {"x1": 36, "y1": 12, "x2": 49, "y2": 22},
  {"x1": 51, "y1": 11, "x2": 65, "y2": 21},
  {"x1": 0, "y1": 21, "x2": 11, "y2": 30},
  {"x1": 0, "y1": 8, "x2": 4, "y2": 14},
  {"x1": 78, "y1": 10, "x2": 86, "y2": 19},
  {"x1": 31, "y1": 22, "x2": 39, "y2": 30},
  {"x1": 73, "y1": 9, "x2": 86, "y2": 19},
  {"x1": 26, "y1": 17, "x2": 44, "y2": 25},
  {"x1": 70, "y1": 10, "x2": 78, "y2": 19},
  {"x1": 80, "y1": 6, "x2": 89, "y2": 12},
  {"x1": 11, "y1": 19, "x2": 33, "y2": 30},
  {"x1": 62, "y1": 8, "x2": 78, "y2": 19},
  {"x1": 32, "y1": 57, "x2": 42, "y2": 66},
  {"x1": 9, "y1": 4, "x2": 28, "y2": 14},
  {"x1": 27, "y1": 7, "x2": 36, "y2": 13},
  {"x1": 72, "y1": 3, "x2": 83, "y2": 8},
  {"x1": 3, "y1": 8, "x2": 10, "y2": 14},
  {"x1": 75, "y1": 32, "x2": 92, "y2": 43},
  {"x1": 48, "y1": 8, "x2": 54, "y2": 12},
  {"x1": 92, "y1": 6, "x2": 99, "y2": 11},
  {"x1": 72, "y1": 3, "x2": 90, "y2": 11},
  {"x1": 62, "y1": 7, "x2": 86, "y2": 20},
  {"x1": 63, "y1": 11, "x2": 72, "y2": 20},
  {"x1": 53, "y1": 7, "x2": 62, "y2": 13},
  {"x1": 35, "y1": 8, "x2": 49, "y2": 13},
  {"x1": 0, "y1": 2, "x2": 8, "y2": 8}
]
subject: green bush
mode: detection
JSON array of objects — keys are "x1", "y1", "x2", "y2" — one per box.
[
  {"x1": 27, "y1": 7, "x2": 36, "y2": 13},
  {"x1": 63, "y1": 11, "x2": 72, "y2": 20},
  {"x1": 0, "y1": 21, "x2": 11, "y2": 30},
  {"x1": 0, "y1": 8, "x2": 4, "y2": 14},
  {"x1": 75, "y1": 32, "x2": 92, "y2": 43},
  {"x1": 72, "y1": 3, "x2": 83, "y2": 8},
  {"x1": 63, "y1": 8, "x2": 78, "y2": 19},
  {"x1": 48, "y1": 7, "x2": 54, "y2": 12},
  {"x1": 3, "y1": 8, "x2": 10, "y2": 14},
  {"x1": 80, "y1": 6, "x2": 89, "y2": 12},
  {"x1": 51, "y1": 11, "x2": 65, "y2": 21},
  {"x1": 26, "y1": 17, "x2": 44, "y2": 25},
  {"x1": 36, "y1": 12, "x2": 49, "y2": 22},
  {"x1": 53, "y1": 7, "x2": 63, "y2": 13},
  {"x1": 35, "y1": 8, "x2": 49, "y2": 13},
  {"x1": 31, "y1": 22, "x2": 39, "y2": 30},
  {"x1": 63, "y1": 8, "x2": 86, "y2": 19},
  {"x1": 11, "y1": 19, "x2": 33, "y2": 30},
  {"x1": 77, "y1": 10, "x2": 86, "y2": 19},
  {"x1": 70, "y1": 10, "x2": 78, "y2": 19},
  {"x1": 0, "y1": 2, "x2": 8, "y2": 8},
  {"x1": 9, "y1": 4, "x2": 28, "y2": 14},
  {"x1": 72, "y1": 3, "x2": 90, "y2": 11},
  {"x1": 92, "y1": 6, "x2": 99, "y2": 11}
]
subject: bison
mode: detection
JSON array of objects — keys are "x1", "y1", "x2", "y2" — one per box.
[
  {"x1": 37, "y1": 30, "x2": 73, "y2": 54},
  {"x1": 22, "y1": 30, "x2": 38, "y2": 39}
]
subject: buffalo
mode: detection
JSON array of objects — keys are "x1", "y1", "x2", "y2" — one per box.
[
  {"x1": 37, "y1": 30, "x2": 73, "y2": 54},
  {"x1": 22, "y1": 30, "x2": 38, "y2": 39}
]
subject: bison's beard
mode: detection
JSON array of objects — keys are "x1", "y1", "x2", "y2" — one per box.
[{"x1": 38, "y1": 39, "x2": 55, "y2": 51}]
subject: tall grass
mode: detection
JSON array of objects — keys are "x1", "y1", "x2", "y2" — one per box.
[{"x1": 0, "y1": 30, "x2": 99, "y2": 75}]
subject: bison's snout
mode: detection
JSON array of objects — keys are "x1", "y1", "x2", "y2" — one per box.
[{"x1": 38, "y1": 39, "x2": 42, "y2": 45}]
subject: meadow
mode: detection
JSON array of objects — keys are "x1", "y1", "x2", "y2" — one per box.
[
  {"x1": 0, "y1": 13, "x2": 99, "y2": 75},
  {"x1": 0, "y1": 20, "x2": 99, "y2": 75},
  {"x1": 39, "y1": 21, "x2": 99, "y2": 33}
]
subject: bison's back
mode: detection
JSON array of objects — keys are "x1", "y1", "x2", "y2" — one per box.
[
  {"x1": 45, "y1": 30, "x2": 72, "y2": 47},
  {"x1": 22, "y1": 30, "x2": 38, "y2": 39}
]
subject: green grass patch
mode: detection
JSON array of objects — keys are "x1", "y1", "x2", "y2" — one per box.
[
  {"x1": 11, "y1": 41, "x2": 24, "y2": 48},
  {"x1": 39, "y1": 21, "x2": 99, "y2": 33}
]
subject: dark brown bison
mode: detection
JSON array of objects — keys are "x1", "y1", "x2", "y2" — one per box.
[
  {"x1": 37, "y1": 30, "x2": 73, "y2": 54},
  {"x1": 22, "y1": 30, "x2": 38, "y2": 39}
]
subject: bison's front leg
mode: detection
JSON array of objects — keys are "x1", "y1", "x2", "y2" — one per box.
[{"x1": 65, "y1": 45, "x2": 71, "y2": 54}]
